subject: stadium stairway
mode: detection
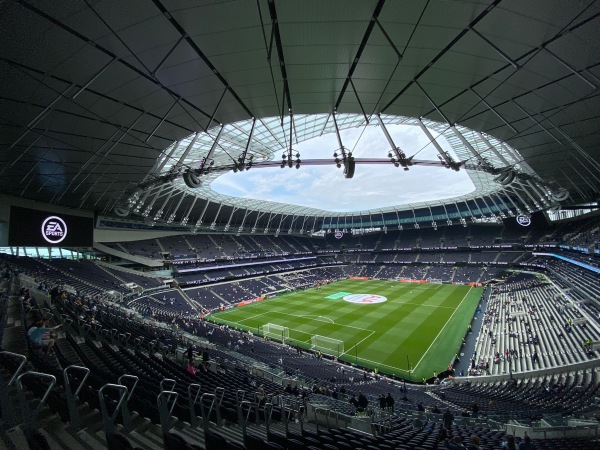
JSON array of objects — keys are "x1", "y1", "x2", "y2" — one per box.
[
  {"x1": 2, "y1": 279, "x2": 322, "y2": 450},
  {"x1": 454, "y1": 287, "x2": 489, "y2": 376}
]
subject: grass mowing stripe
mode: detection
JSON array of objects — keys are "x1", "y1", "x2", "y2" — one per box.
[
  {"x1": 208, "y1": 279, "x2": 482, "y2": 380},
  {"x1": 412, "y1": 287, "x2": 472, "y2": 371}
]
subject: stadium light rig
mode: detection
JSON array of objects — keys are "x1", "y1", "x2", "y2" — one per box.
[
  {"x1": 378, "y1": 114, "x2": 414, "y2": 171},
  {"x1": 332, "y1": 111, "x2": 355, "y2": 178},
  {"x1": 281, "y1": 151, "x2": 301, "y2": 169}
]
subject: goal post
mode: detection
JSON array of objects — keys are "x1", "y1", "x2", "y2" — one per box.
[
  {"x1": 262, "y1": 323, "x2": 290, "y2": 343},
  {"x1": 311, "y1": 334, "x2": 344, "y2": 357}
]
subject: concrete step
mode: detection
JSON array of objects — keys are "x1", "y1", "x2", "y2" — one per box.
[
  {"x1": 129, "y1": 428, "x2": 165, "y2": 449},
  {"x1": 76, "y1": 427, "x2": 107, "y2": 449},
  {"x1": 4, "y1": 426, "x2": 29, "y2": 449}
]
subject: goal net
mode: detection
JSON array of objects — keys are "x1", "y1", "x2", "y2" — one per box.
[
  {"x1": 262, "y1": 323, "x2": 290, "y2": 343},
  {"x1": 310, "y1": 334, "x2": 344, "y2": 357}
]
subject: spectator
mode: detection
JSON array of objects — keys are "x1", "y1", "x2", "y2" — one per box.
[
  {"x1": 256, "y1": 385, "x2": 266, "y2": 405},
  {"x1": 442, "y1": 408, "x2": 454, "y2": 430},
  {"x1": 186, "y1": 361, "x2": 197, "y2": 375},
  {"x1": 504, "y1": 435, "x2": 517, "y2": 450},
  {"x1": 445, "y1": 436, "x2": 467, "y2": 450},
  {"x1": 27, "y1": 317, "x2": 61, "y2": 353},
  {"x1": 357, "y1": 392, "x2": 368, "y2": 412},
  {"x1": 385, "y1": 393, "x2": 394, "y2": 412},
  {"x1": 468, "y1": 435, "x2": 481, "y2": 450},
  {"x1": 518, "y1": 433, "x2": 535, "y2": 450}
]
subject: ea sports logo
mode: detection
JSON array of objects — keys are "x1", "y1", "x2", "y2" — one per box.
[
  {"x1": 334, "y1": 230, "x2": 344, "y2": 239},
  {"x1": 41, "y1": 216, "x2": 68, "y2": 244},
  {"x1": 343, "y1": 294, "x2": 387, "y2": 304},
  {"x1": 516, "y1": 214, "x2": 531, "y2": 227}
]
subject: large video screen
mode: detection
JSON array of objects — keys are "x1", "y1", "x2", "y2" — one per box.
[
  {"x1": 502, "y1": 211, "x2": 548, "y2": 231},
  {"x1": 9, "y1": 206, "x2": 94, "y2": 247}
]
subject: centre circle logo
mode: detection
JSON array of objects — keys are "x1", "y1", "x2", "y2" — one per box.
[
  {"x1": 516, "y1": 215, "x2": 531, "y2": 227},
  {"x1": 41, "y1": 216, "x2": 68, "y2": 244},
  {"x1": 334, "y1": 230, "x2": 344, "y2": 239},
  {"x1": 343, "y1": 294, "x2": 387, "y2": 304}
]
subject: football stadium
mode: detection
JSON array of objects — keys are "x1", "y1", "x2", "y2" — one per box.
[{"x1": 0, "y1": 1, "x2": 599, "y2": 449}]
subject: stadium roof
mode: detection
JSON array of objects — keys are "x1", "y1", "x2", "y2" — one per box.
[{"x1": 1, "y1": 0, "x2": 599, "y2": 232}]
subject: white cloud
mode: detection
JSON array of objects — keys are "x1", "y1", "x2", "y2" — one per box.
[{"x1": 210, "y1": 124, "x2": 475, "y2": 212}]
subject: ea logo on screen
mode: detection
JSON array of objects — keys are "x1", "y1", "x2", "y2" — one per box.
[
  {"x1": 41, "y1": 216, "x2": 68, "y2": 244},
  {"x1": 343, "y1": 294, "x2": 387, "y2": 304},
  {"x1": 334, "y1": 230, "x2": 344, "y2": 239},
  {"x1": 516, "y1": 214, "x2": 532, "y2": 227}
]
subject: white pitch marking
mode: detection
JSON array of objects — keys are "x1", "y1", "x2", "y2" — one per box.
[
  {"x1": 340, "y1": 331, "x2": 375, "y2": 357},
  {"x1": 411, "y1": 287, "x2": 473, "y2": 371}
]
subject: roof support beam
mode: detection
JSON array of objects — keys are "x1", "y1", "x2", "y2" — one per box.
[
  {"x1": 174, "y1": 134, "x2": 200, "y2": 171},
  {"x1": 195, "y1": 200, "x2": 211, "y2": 227},
  {"x1": 210, "y1": 203, "x2": 223, "y2": 229},
  {"x1": 469, "y1": 26, "x2": 519, "y2": 69},
  {"x1": 417, "y1": 118, "x2": 451, "y2": 164},
  {"x1": 168, "y1": 192, "x2": 187, "y2": 223},
  {"x1": 510, "y1": 100, "x2": 562, "y2": 145},
  {"x1": 151, "y1": 0, "x2": 253, "y2": 118},
  {"x1": 9, "y1": 84, "x2": 74, "y2": 151},
  {"x1": 180, "y1": 196, "x2": 198, "y2": 225},
  {"x1": 238, "y1": 209, "x2": 251, "y2": 233},
  {"x1": 349, "y1": 77, "x2": 369, "y2": 125},
  {"x1": 537, "y1": 112, "x2": 600, "y2": 175},
  {"x1": 204, "y1": 125, "x2": 225, "y2": 166},
  {"x1": 559, "y1": 168, "x2": 588, "y2": 200},
  {"x1": 72, "y1": 58, "x2": 115, "y2": 100},
  {"x1": 252, "y1": 211, "x2": 267, "y2": 233},
  {"x1": 415, "y1": 81, "x2": 453, "y2": 126},
  {"x1": 469, "y1": 88, "x2": 518, "y2": 134},
  {"x1": 451, "y1": 126, "x2": 483, "y2": 163},
  {"x1": 155, "y1": 140, "x2": 182, "y2": 175},
  {"x1": 381, "y1": 0, "x2": 502, "y2": 113},
  {"x1": 334, "y1": 0, "x2": 387, "y2": 111},
  {"x1": 374, "y1": 17, "x2": 403, "y2": 60},
  {"x1": 19, "y1": 1, "x2": 213, "y2": 123},
  {"x1": 474, "y1": 132, "x2": 511, "y2": 166},
  {"x1": 152, "y1": 34, "x2": 186, "y2": 77},
  {"x1": 332, "y1": 112, "x2": 345, "y2": 154},
  {"x1": 541, "y1": 47, "x2": 597, "y2": 90},
  {"x1": 67, "y1": 112, "x2": 145, "y2": 196},
  {"x1": 267, "y1": 0, "x2": 292, "y2": 118},
  {"x1": 145, "y1": 97, "x2": 179, "y2": 143},
  {"x1": 238, "y1": 117, "x2": 256, "y2": 167}
]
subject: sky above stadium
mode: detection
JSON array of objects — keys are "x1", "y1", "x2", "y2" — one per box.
[{"x1": 211, "y1": 124, "x2": 476, "y2": 212}]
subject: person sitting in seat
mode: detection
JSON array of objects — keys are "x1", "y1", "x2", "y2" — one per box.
[
  {"x1": 186, "y1": 361, "x2": 197, "y2": 375},
  {"x1": 27, "y1": 317, "x2": 61, "y2": 353},
  {"x1": 518, "y1": 433, "x2": 535, "y2": 450},
  {"x1": 445, "y1": 436, "x2": 467, "y2": 450},
  {"x1": 256, "y1": 385, "x2": 266, "y2": 405}
]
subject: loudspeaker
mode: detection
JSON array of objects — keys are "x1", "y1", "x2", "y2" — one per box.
[
  {"x1": 344, "y1": 156, "x2": 355, "y2": 179},
  {"x1": 183, "y1": 169, "x2": 202, "y2": 188}
]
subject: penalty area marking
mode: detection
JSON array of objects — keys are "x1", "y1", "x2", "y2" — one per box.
[
  {"x1": 236, "y1": 310, "x2": 272, "y2": 323},
  {"x1": 411, "y1": 286, "x2": 473, "y2": 372},
  {"x1": 273, "y1": 310, "x2": 375, "y2": 332},
  {"x1": 391, "y1": 300, "x2": 455, "y2": 309},
  {"x1": 350, "y1": 355, "x2": 411, "y2": 373},
  {"x1": 300, "y1": 315, "x2": 334, "y2": 323},
  {"x1": 340, "y1": 330, "x2": 375, "y2": 357}
]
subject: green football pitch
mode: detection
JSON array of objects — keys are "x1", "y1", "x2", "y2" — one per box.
[{"x1": 209, "y1": 279, "x2": 483, "y2": 380}]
